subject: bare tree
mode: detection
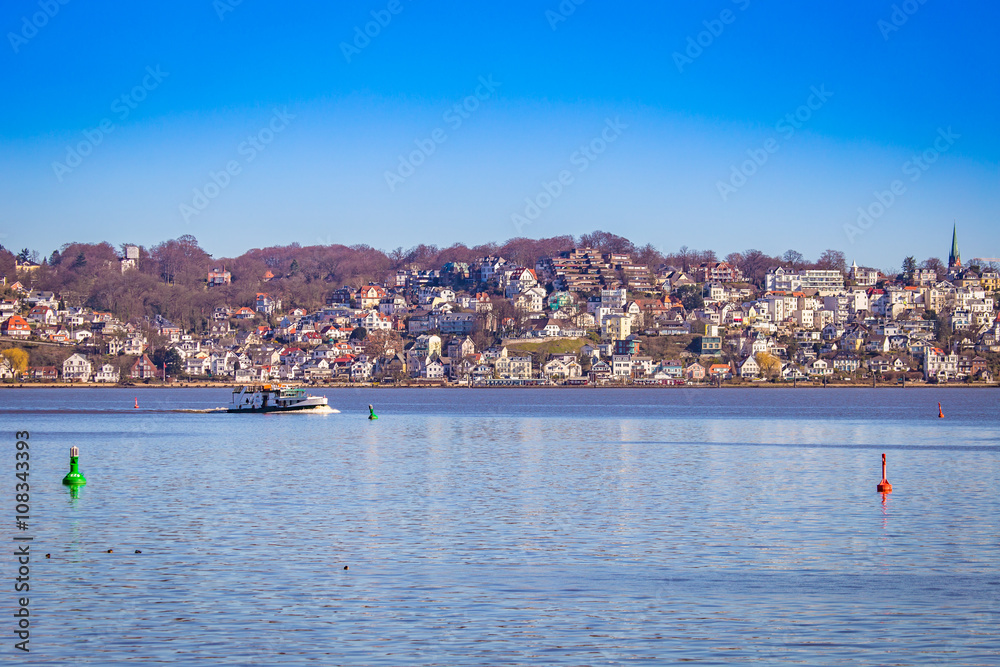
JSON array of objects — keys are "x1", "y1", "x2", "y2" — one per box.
[
  {"x1": 738, "y1": 249, "x2": 774, "y2": 286},
  {"x1": 677, "y1": 246, "x2": 692, "y2": 271},
  {"x1": 782, "y1": 249, "x2": 804, "y2": 269},
  {"x1": 920, "y1": 257, "x2": 946, "y2": 281},
  {"x1": 815, "y1": 249, "x2": 847, "y2": 273},
  {"x1": 363, "y1": 330, "x2": 402, "y2": 360}
]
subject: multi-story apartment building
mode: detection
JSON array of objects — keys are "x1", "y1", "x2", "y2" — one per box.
[{"x1": 924, "y1": 346, "x2": 958, "y2": 381}]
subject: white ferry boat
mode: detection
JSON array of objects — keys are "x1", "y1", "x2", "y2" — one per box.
[{"x1": 227, "y1": 384, "x2": 329, "y2": 413}]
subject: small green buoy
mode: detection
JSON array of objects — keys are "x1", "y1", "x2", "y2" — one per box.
[
  {"x1": 62, "y1": 446, "x2": 87, "y2": 487},
  {"x1": 368, "y1": 404, "x2": 378, "y2": 420}
]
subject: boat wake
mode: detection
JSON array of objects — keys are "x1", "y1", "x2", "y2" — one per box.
[
  {"x1": 275, "y1": 405, "x2": 340, "y2": 414},
  {"x1": 175, "y1": 406, "x2": 340, "y2": 414},
  {"x1": 181, "y1": 406, "x2": 341, "y2": 414}
]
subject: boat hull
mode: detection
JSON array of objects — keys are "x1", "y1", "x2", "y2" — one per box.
[
  {"x1": 226, "y1": 402, "x2": 328, "y2": 414},
  {"x1": 227, "y1": 385, "x2": 329, "y2": 413}
]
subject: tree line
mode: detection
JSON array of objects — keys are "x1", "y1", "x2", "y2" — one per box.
[{"x1": 1, "y1": 232, "x2": 953, "y2": 331}]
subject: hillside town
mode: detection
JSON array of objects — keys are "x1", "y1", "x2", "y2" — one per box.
[{"x1": 1, "y1": 227, "x2": 998, "y2": 386}]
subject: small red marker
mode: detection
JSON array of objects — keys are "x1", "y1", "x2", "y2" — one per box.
[
  {"x1": 134, "y1": 397, "x2": 139, "y2": 409},
  {"x1": 876, "y1": 453, "x2": 892, "y2": 493},
  {"x1": 938, "y1": 402, "x2": 944, "y2": 419}
]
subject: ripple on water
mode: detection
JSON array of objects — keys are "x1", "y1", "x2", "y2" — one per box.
[{"x1": 11, "y1": 387, "x2": 1000, "y2": 665}]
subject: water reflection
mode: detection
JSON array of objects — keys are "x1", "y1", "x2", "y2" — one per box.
[{"x1": 8, "y1": 388, "x2": 999, "y2": 664}]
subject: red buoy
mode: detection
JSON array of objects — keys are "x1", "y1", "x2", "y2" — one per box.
[
  {"x1": 134, "y1": 397, "x2": 139, "y2": 409},
  {"x1": 938, "y1": 402, "x2": 944, "y2": 419},
  {"x1": 876, "y1": 453, "x2": 892, "y2": 493}
]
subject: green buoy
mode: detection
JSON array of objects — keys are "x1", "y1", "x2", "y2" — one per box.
[
  {"x1": 368, "y1": 404, "x2": 378, "y2": 420},
  {"x1": 62, "y1": 446, "x2": 87, "y2": 487}
]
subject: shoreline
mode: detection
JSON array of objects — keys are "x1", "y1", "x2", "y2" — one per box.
[{"x1": 2, "y1": 382, "x2": 996, "y2": 389}]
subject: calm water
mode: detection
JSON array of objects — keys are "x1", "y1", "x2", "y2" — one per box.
[{"x1": 2, "y1": 387, "x2": 998, "y2": 665}]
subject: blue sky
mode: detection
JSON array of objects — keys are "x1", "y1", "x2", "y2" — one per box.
[{"x1": 1, "y1": 0, "x2": 997, "y2": 269}]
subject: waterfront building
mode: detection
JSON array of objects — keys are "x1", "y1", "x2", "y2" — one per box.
[{"x1": 62, "y1": 353, "x2": 92, "y2": 382}]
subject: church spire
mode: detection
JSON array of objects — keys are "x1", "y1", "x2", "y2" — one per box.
[{"x1": 948, "y1": 222, "x2": 961, "y2": 269}]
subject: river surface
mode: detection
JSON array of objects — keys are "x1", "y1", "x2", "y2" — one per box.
[{"x1": 2, "y1": 387, "x2": 998, "y2": 665}]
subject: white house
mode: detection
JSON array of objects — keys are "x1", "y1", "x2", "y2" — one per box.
[
  {"x1": 542, "y1": 358, "x2": 583, "y2": 379},
  {"x1": 503, "y1": 267, "x2": 539, "y2": 298},
  {"x1": 611, "y1": 354, "x2": 633, "y2": 377},
  {"x1": 62, "y1": 353, "x2": 92, "y2": 382},
  {"x1": 494, "y1": 348, "x2": 532, "y2": 379},
  {"x1": 514, "y1": 286, "x2": 546, "y2": 313},
  {"x1": 420, "y1": 358, "x2": 445, "y2": 380},
  {"x1": 808, "y1": 359, "x2": 833, "y2": 377},
  {"x1": 27, "y1": 305, "x2": 57, "y2": 325},
  {"x1": 782, "y1": 363, "x2": 809, "y2": 380},
  {"x1": 360, "y1": 310, "x2": 393, "y2": 332},
  {"x1": 631, "y1": 356, "x2": 654, "y2": 377},
  {"x1": 738, "y1": 356, "x2": 760, "y2": 378},
  {"x1": 123, "y1": 335, "x2": 146, "y2": 356},
  {"x1": 93, "y1": 363, "x2": 119, "y2": 383},
  {"x1": 210, "y1": 351, "x2": 237, "y2": 377},
  {"x1": 924, "y1": 346, "x2": 958, "y2": 381},
  {"x1": 184, "y1": 357, "x2": 211, "y2": 376},
  {"x1": 832, "y1": 354, "x2": 861, "y2": 374},
  {"x1": 351, "y1": 359, "x2": 375, "y2": 380}
]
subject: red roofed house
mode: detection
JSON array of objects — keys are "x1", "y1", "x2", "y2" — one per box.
[
  {"x1": 29, "y1": 366, "x2": 58, "y2": 381},
  {"x1": 504, "y1": 267, "x2": 538, "y2": 298},
  {"x1": 281, "y1": 347, "x2": 307, "y2": 365},
  {"x1": 475, "y1": 292, "x2": 493, "y2": 312},
  {"x1": 356, "y1": 285, "x2": 387, "y2": 310},
  {"x1": 27, "y1": 305, "x2": 57, "y2": 325},
  {"x1": 300, "y1": 331, "x2": 322, "y2": 345},
  {"x1": 707, "y1": 363, "x2": 732, "y2": 380},
  {"x1": 332, "y1": 342, "x2": 354, "y2": 356},
  {"x1": 2, "y1": 315, "x2": 31, "y2": 338},
  {"x1": 47, "y1": 327, "x2": 70, "y2": 343},
  {"x1": 685, "y1": 362, "x2": 706, "y2": 381},
  {"x1": 696, "y1": 261, "x2": 741, "y2": 283},
  {"x1": 130, "y1": 354, "x2": 158, "y2": 380},
  {"x1": 208, "y1": 267, "x2": 232, "y2": 286},
  {"x1": 159, "y1": 325, "x2": 181, "y2": 342}
]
